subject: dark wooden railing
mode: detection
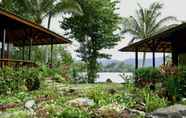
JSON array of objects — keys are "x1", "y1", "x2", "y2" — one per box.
[{"x1": 0, "y1": 59, "x2": 38, "y2": 68}]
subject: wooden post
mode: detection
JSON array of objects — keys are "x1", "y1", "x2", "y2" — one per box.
[
  {"x1": 152, "y1": 39, "x2": 156, "y2": 68},
  {"x1": 7, "y1": 37, "x2": 10, "y2": 59},
  {"x1": 135, "y1": 49, "x2": 138, "y2": 70},
  {"x1": 22, "y1": 40, "x2": 25, "y2": 60},
  {"x1": 172, "y1": 51, "x2": 178, "y2": 66},
  {"x1": 1, "y1": 28, "x2": 6, "y2": 59},
  {"x1": 171, "y1": 37, "x2": 178, "y2": 66},
  {"x1": 1, "y1": 28, "x2": 6, "y2": 68},
  {"x1": 163, "y1": 52, "x2": 166, "y2": 65},
  {"x1": 28, "y1": 39, "x2": 32, "y2": 60},
  {"x1": 152, "y1": 51, "x2": 155, "y2": 68}
]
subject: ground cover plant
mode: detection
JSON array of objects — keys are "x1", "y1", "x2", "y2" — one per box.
[{"x1": 0, "y1": 73, "x2": 169, "y2": 118}]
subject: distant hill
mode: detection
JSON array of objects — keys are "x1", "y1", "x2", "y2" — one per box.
[
  {"x1": 99, "y1": 57, "x2": 163, "y2": 72},
  {"x1": 124, "y1": 57, "x2": 163, "y2": 67}
]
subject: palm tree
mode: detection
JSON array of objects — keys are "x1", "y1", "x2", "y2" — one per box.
[
  {"x1": 1, "y1": 0, "x2": 83, "y2": 24},
  {"x1": 122, "y1": 2, "x2": 177, "y2": 67}
]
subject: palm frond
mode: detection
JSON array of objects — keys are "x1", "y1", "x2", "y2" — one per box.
[
  {"x1": 150, "y1": 16, "x2": 177, "y2": 33},
  {"x1": 54, "y1": 0, "x2": 83, "y2": 16}
]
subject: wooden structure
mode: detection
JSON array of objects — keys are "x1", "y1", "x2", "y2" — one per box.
[
  {"x1": 119, "y1": 23, "x2": 186, "y2": 69},
  {"x1": 0, "y1": 8, "x2": 71, "y2": 68}
]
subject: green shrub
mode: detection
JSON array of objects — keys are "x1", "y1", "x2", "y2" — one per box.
[
  {"x1": 178, "y1": 66, "x2": 186, "y2": 97},
  {"x1": 84, "y1": 85, "x2": 112, "y2": 106},
  {"x1": 163, "y1": 75, "x2": 182, "y2": 102},
  {"x1": 58, "y1": 106, "x2": 90, "y2": 118},
  {"x1": 135, "y1": 67, "x2": 162, "y2": 87},
  {"x1": 23, "y1": 68, "x2": 41, "y2": 91},
  {"x1": 160, "y1": 65, "x2": 186, "y2": 101},
  {"x1": 53, "y1": 73, "x2": 65, "y2": 83},
  {"x1": 140, "y1": 88, "x2": 167, "y2": 112},
  {"x1": 0, "y1": 67, "x2": 24, "y2": 95},
  {"x1": 39, "y1": 65, "x2": 58, "y2": 77}
]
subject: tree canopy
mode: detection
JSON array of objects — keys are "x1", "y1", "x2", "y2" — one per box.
[{"x1": 61, "y1": 0, "x2": 121, "y2": 83}]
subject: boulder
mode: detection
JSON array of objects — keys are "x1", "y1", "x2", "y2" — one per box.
[
  {"x1": 147, "y1": 104, "x2": 186, "y2": 118},
  {"x1": 25, "y1": 100, "x2": 37, "y2": 112},
  {"x1": 119, "y1": 108, "x2": 145, "y2": 118},
  {"x1": 96, "y1": 103, "x2": 125, "y2": 118},
  {"x1": 66, "y1": 98, "x2": 94, "y2": 107}
]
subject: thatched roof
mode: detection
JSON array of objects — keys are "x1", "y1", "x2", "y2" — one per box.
[
  {"x1": 119, "y1": 23, "x2": 186, "y2": 53},
  {"x1": 0, "y1": 8, "x2": 71, "y2": 46}
]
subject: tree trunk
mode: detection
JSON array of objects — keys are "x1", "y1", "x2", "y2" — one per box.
[
  {"x1": 45, "y1": 12, "x2": 52, "y2": 64},
  {"x1": 142, "y1": 52, "x2": 146, "y2": 67},
  {"x1": 87, "y1": 58, "x2": 97, "y2": 83}
]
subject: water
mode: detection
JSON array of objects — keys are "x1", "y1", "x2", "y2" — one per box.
[{"x1": 95, "y1": 72, "x2": 133, "y2": 83}]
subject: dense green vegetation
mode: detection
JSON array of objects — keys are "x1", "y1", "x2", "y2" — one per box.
[
  {"x1": 0, "y1": 0, "x2": 185, "y2": 118},
  {"x1": 0, "y1": 76, "x2": 168, "y2": 118},
  {"x1": 135, "y1": 64, "x2": 186, "y2": 102},
  {"x1": 61, "y1": 0, "x2": 121, "y2": 83}
]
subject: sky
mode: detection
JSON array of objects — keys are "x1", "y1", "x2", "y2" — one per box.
[{"x1": 43, "y1": 0, "x2": 186, "y2": 61}]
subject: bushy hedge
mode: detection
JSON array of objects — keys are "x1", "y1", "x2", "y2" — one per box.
[
  {"x1": 135, "y1": 65, "x2": 186, "y2": 102},
  {"x1": 135, "y1": 67, "x2": 162, "y2": 87},
  {"x1": 0, "y1": 67, "x2": 42, "y2": 95}
]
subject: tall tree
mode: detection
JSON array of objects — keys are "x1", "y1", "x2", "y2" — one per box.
[
  {"x1": 122, "y1": 2, "x2": 177, "y2": 67},
  {"x1": 61, "y1": 0, "x2": 121, "y2": 83}
]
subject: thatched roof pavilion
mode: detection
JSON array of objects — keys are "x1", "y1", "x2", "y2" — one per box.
[
  {"x1": 119, "y1": 23, "x2": 186, "y2": 69},
  {"x1": 0, "y1": 8, "x2": 71, "y2": 67}
]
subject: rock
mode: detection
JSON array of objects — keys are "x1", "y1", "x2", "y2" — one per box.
[
  {"x1": 25, "y1": 100, "x2": 37, "y2": 112},
  {"x1": 67, "y1": 98, "x2": 94, "y2": 107},
  {"x1": 133, "y1": 102, "x2": 145, "y2": 111},
  {"x1": 147, "y1": 104, "x2": 186, "y2": 118},
  {"x1": 119, "y1": 108, "x2": 145, "y2": 118},
  {"x1": 97, "y1": 103, "x2": 125, "y2": 118},
  {"x1": 98, "y1": 109, "x2": 119, "y2": 118},
  {"x1": 129, "y1": 109, "x2": 145, "y2": 116},
  {"x1": 119, "y1": 109, "x2": 130, "y2": 118}
]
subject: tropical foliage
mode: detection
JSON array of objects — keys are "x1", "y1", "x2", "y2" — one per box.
[
  {"x1": 0, "y1": 0, "x2": 83, "y2": 24},
  {"x1": 61, "y1": 0, "x2": 121, "y2": 83},
  {"x1": 122, "y1": 2, "x2": 177, "y2": 67}
]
